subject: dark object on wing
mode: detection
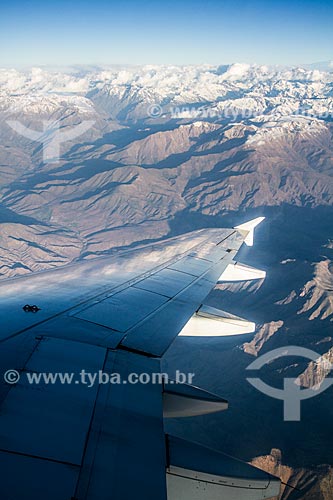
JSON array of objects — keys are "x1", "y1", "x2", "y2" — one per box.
[{"x1": 22, "y1": 304, "x2": 40, "y2": 313}]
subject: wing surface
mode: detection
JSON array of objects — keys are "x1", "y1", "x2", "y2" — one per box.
[{"x1": 0, "y1": 220, "x2": 280, "y2": 499}]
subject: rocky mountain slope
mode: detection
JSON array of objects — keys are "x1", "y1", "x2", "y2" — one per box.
[
  {"x1": 0, "y1": 64, "x2": 332, "y2": 271},
  {"x1": 252, "y1": 449, "x2": 333, "y2": 499}
]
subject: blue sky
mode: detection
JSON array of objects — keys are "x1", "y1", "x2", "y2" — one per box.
[{"x1": 0, "y1": 0, "x2": 332, "y2": 67}]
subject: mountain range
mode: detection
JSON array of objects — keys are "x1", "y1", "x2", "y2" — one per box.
[{"x1": 1, "y1": 63, "x2": 333, "y2": 499}]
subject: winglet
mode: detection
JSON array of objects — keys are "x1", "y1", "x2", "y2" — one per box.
[{"x1": 234, "y1": 217, "x2": 265, "y2": 246}]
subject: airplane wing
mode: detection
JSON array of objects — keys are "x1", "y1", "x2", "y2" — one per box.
[{"x1": 0, "y1": 218, "x2": 281, "y2": 500}]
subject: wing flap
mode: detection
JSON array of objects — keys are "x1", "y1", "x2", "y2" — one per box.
[
  {"x1": 0, "y1": 338, "x2": 106, "y2": 464},
  {"x1": 167, "y1": 436, "x2": 280, "y2": 500},
  {"x1": 0, "y1": 452, "x2": 79, "y2": 500},
  {"x1": 74, "y1": 351, "x2": 167, "y2": 500}
]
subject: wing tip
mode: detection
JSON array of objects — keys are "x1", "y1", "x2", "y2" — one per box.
[
  {"x1": 234, "y1": 216, "x2": 265, "y2": 231},
  {"x1": 234, "y1": 217, "x2": 265, "y2": 246}
]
